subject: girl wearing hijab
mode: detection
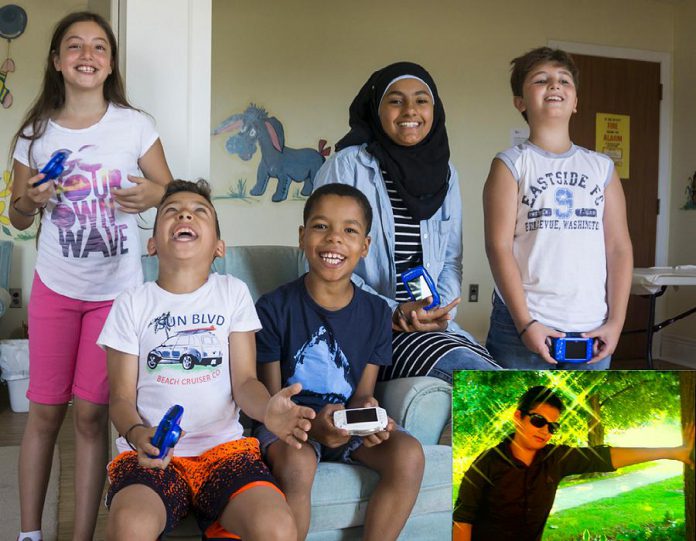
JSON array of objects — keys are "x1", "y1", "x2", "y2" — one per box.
[{"x1": 314, "y1": 62, "x2": 500, "y2": 382}]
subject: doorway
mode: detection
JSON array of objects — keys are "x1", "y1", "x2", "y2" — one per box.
[{"x1": 567, "y1": 52, "x2": 662, "y2": 360}]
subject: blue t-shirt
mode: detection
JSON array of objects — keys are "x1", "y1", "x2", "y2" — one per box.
[{"x1": 256, "y1": 275, "x2": 392, "y2": 409}]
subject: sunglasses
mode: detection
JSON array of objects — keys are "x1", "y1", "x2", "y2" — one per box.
[{"x1": 524, "y1": 412, "x2": 560, "y2": 434}]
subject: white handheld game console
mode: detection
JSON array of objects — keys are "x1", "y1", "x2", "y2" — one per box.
[{"x1": 333, "y1": 407, "x2": 388, "y2": 436}]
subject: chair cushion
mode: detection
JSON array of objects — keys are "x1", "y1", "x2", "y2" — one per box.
[
  {"x1": 308, "y1": 444, "x2": 451, "y2": 532},
  {"x1": 375, "y1": 377, "x2": 451, "y2": 445},
  {"x1": 141, "y1": 245, "x2": 305, "y2": 302},
  {"x1": 164, "y1": 445, "x2": 451, "y2": 539},
  {"x1": 217, "y1": 245, "x2": 305, "y2": 302},
  {"x1": 306, "y1": 511, "x2": 453, "y2": 541}
]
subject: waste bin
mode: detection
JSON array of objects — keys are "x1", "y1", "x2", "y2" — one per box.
[{"x1": 0, "y1": 339, "x2": 30, "y2": 412}]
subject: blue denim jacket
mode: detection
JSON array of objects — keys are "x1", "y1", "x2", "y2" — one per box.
[{"x1": 314, "y1": 144, "x2": 469, "y2": 335}]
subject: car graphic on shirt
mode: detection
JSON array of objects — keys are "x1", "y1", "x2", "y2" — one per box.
[{"x1": 147, "y1": 327, "x2": 223, "y2": 370}]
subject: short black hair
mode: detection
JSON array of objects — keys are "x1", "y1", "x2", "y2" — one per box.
[
  {"x1": 304, "y1": 184, "x2": 373, "y2": 233},
  {"x1": 153, "y1": 179, "x2": 220, "y2": 238},
  {"x1": 517, "y1": 386, "x2": 565, "y2": 414},
  {"x1": 509, "y1": 47, "x2": 579, "y2": 122}
]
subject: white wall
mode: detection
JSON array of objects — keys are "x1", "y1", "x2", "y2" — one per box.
[
  {"x1": 122, "y1": 0, "x2": 211, "y2": 181},
  {"x1": 662, "y1": 0, "x2": 696, "y2": 365}
]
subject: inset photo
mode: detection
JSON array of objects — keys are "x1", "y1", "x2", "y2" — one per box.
[{"x1": 452, "y1": 370, "x2": 695, "y2": 541}]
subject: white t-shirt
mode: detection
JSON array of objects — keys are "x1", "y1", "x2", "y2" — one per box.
[
  {"x1": 496, "y1": 141, "x2": 614, "y2": 331},
  {"x1": 97, "y1": 273, "x2": 262, "y2": 456},
  {"x1": 13, "y1": 104, "x2": 159, "y2": 301}
]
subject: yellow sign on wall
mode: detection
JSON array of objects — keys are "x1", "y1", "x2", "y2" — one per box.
[{"x1": 595, "y1": 113, "x2": 630, "y2": 179}]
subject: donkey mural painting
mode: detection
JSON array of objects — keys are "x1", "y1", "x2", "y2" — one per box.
[{"x1": 213, "y1": 104, "x2": 330, "y2": 202}]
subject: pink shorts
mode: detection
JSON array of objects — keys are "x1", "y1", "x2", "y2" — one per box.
[{"x1": 27, "y1": 273, "x2": 113, "y2": 405}]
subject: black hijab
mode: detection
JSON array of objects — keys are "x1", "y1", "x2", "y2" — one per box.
[{"x1": 335, "y1": 62, "x2": 450, "y2": 221}]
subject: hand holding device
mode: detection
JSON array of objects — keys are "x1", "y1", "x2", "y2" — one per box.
[
  {"x1": 550, "y1": 334, "x2": 593, "y2": 363},
  {"x1": 33, "y1": 151, "x2": 68, "y2": 187},
  {"x1": 333, "y1": 406, "x2": 388, "y2": 436},
  {"x1": 149, "y1": 405, "x2": 184, "y2": 459},
  {"x1": 401, "y1": 266, "x2": 440, "y2": 310}
]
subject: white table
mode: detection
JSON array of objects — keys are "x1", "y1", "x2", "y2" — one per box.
[{"x1": 626, "y1": 266, "x2": 696, "y2": 368}]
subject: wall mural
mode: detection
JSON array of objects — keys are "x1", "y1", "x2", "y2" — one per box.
[
  {"x1": 213, "y1": 104, "x2": 330, "y2": 202},
  {"x1": 0, "y1": 170, "x2": 36, "y2": 240}
]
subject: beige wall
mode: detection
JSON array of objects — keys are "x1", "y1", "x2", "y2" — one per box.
[
  {"x1": 665, "y1": 0, "x2": 696, "y2": 356},
  {"x1": 0, "y1": 1, "x2": 87, "y2": 338},
  {"x1": 210, "y1": 0, "x2": 677, "y2": 342}
]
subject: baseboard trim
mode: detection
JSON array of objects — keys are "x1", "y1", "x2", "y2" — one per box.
[{"x1": 659, "y1": 334, "x2": 696, "y2": 368}]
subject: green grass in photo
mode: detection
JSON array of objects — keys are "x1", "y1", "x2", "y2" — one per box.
[{"x1": 543, "y1": 476, "x2": 685, "y2": 540}]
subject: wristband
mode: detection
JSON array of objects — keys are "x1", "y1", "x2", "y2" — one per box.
[
  {"x1": 11, "y1": 196, "x2": 44, "y2": 217},
  {"x1": 518, "y1": 319, "x2": 538, "y2": 338},
  {"x1": 123, "y1": 422, "x2": 147, "y2": 451},
  {"x1": 393, "y1": 305, "x2": 410, "y2": 325}
]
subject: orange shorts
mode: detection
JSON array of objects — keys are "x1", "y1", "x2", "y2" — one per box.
[{"x1": 107, "y1": 437, "x2": 282, "y2": 538}]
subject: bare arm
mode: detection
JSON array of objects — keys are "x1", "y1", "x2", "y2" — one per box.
[
  {"x1": 112, "y1": 138, "x2": 173, "y2": 213},
  {"x1": 453, "y1": 522, "x2": 472, "y2": 541},
  {"x1": 9, "y1": 160, "x2": 52, "y2": 230},
  {"x1": 230, "y1": 331, "x2": 314, "y2": 448},
  {"x1": 610, "y1": 424, "x2": 694, "y2": 469},
  {"x1": 106, "y1": 347, "x2": 168, "y2": 468},
  {"x1": 257, "y1": 360, "x2": 282, "y2": 395},
  {"x1": 483, "y1": 159, "x2": 561, "y2": 364},
  {"x1": 583, "y1": 172, "x2": 633, "y2": 362},
  {"x1": 348, "y1": 363, "x2": 379, "y2": 409},
  {"x1": 348, "y1": 364, "x2": 395, "y2": 448}
]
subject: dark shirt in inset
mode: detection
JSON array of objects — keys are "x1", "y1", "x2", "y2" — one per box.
[{"x1": 453, "y1": 437, "x2": 615, "y2": 541}]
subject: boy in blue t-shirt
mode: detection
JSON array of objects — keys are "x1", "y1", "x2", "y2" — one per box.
[{"x1": 255, "y1": 184, "x2": 425, "y2": 540}]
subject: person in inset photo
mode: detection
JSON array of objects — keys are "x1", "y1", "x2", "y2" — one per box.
[{"x1": 453, "y1": 379, "x2": 695, "y2": 541}]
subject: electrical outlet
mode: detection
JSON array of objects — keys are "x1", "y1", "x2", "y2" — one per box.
[
  {"x1": 9, "y1": 288, "x2": 22, "y2": 308},
  {"x1": 468, "y1": 284, "x2": 479, "y2": 303}
]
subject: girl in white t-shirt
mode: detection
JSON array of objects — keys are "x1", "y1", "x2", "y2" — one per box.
[{"x1": 8, "y1": 12, "x2": 172, "y2": 541}]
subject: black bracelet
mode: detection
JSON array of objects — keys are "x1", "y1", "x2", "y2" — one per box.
[
  {"x1": 393, "y1": 305, "x2": 411, "y2": 325},
  {"x1": 123, "y1": 422, "x2": 147, "y2": 451},
  {"x1": 518, "y1": 319, "x2": 538, "y2": 338},
  {"x1": 11, "y1": 196, "x2": 44, "y2": 217}
]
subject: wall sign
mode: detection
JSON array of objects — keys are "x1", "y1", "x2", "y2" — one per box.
[{"x1": 595, "y1": 113, "x2": 630, "y2": 179}]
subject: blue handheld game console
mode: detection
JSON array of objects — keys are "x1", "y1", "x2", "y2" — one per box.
[
  {"x1": 149, "y1": 405, "x2": 184, "y2": 459},
  {"x1": 401, "y1": 266, "x2": 441, "y2": 310},
  {"x1": 550, "y1": 334, "x2": 593, "y2": 363},
  {"x1": 33, "y1": 151, "x2": 68, "y2": 187}
]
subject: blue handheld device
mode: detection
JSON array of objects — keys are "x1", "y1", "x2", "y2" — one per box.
[
  {"x1": 550, "y1": 334, "x2": 593, "y2": 363},
  {"x1": 401, "y1": 266, "x2": 440, "y2": 310},
  {"x1": 149, "y1": 405, "x2": 184, "y2": 459},
  {"x1": 34, "y1": 151, "x2": 68, "y2": 187}
]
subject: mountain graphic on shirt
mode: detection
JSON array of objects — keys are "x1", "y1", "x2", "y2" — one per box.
[{"x1": 288, "y1": 325, "x2": 352, "y2": 404}]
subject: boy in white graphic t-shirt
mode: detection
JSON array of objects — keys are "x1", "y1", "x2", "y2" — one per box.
[
  {"x1": 98, "y1": 179, "x2": 314, "y2": 540},
  {"x1": 483, "y1": 47, "x2": 633, "y2": 370}
]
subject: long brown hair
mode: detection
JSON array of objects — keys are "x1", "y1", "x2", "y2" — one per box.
[{"x1": 8, "y1": 11, "x2": 133, "y2": 168}]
